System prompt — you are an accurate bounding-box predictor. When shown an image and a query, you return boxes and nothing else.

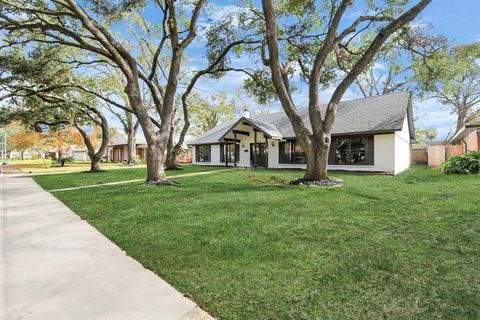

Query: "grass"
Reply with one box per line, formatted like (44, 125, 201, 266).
(34, 166, 480, 319)
(8, 158, 53, 165)
(32, 164, 227, 190)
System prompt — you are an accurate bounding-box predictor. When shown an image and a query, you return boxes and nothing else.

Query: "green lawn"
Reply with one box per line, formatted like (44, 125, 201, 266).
(32, 165, 226, 190)
(34, 166, 480, 319)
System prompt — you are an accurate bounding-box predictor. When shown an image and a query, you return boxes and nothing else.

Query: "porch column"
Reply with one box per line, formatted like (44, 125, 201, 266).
(225, 142, 228, 167)
(253, 130, 257, 168)
(265, 136, 268, 169)
(234, 132, 237, 167)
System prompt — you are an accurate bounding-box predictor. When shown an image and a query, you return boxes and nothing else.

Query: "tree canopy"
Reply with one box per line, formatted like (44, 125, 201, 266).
(415, 42, 480, 132)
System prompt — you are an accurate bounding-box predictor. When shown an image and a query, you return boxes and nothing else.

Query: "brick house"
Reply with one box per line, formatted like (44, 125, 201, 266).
(450, 120, 480, 153)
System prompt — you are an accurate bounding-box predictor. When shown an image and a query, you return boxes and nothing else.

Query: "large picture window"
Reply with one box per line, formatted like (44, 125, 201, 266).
(280, 136, 374, 166)
(220, 143, 240, 163)
(333, 136, 374, 165)
(278, 141, 306, 164)
(195, 145, 211, 162)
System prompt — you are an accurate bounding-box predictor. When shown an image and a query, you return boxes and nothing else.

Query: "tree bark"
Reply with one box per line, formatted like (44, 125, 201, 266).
(165, 127, 178, 169)
(75, 107, 109, 173)
(89, 155, 102, 172)
(456, 109, 467, 133)
(145, 137, 170, 184)
(304, 142, 329, 181)
(126, 128, 136, 165)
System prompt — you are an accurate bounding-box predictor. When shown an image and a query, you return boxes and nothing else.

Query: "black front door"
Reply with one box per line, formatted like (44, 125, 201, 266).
(250, 143, 267, 167)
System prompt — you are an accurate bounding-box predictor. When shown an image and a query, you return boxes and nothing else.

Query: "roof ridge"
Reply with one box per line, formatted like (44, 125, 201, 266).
(253, 91, 410, 120)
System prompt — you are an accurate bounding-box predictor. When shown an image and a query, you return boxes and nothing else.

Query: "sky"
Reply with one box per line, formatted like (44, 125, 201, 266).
(108, 0, 480, 141)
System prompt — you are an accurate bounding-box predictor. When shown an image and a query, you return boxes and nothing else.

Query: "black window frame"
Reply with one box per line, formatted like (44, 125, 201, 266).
(195, 145, 211, 163)
(220, 143, 240, 163)
(278, 140, 306, 164)
(279, 136, 374, 166)
(330, 135, 374, 166)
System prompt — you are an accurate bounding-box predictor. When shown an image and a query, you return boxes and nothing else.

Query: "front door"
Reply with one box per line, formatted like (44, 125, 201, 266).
(250, 143, 267, 167)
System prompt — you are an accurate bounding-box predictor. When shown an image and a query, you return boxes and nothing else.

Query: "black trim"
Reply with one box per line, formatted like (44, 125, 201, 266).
(278, 140, 306, 164)
(280, 136, 375, 166)
(333, 136, 374, 165)
(220, 143, 240, 163)
(195, 145, 211, 162)
(232, 129, 249, 136)
(218, 117, 274, 141)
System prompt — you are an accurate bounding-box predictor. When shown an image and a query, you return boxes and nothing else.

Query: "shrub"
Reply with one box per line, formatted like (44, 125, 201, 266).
(442, 151, 480, 174)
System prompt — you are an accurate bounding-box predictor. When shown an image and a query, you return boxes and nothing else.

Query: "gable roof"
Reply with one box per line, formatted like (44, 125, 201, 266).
(109, 129, 147, 146)
(190, 92, 413, 146)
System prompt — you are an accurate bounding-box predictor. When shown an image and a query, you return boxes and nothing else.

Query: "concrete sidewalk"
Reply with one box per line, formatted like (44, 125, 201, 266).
(0, 174, 214, 320)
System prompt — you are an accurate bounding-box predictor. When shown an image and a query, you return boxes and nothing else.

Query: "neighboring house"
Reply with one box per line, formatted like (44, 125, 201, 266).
(189, 92, 415, 175)
(65, 145, 90, 161)
(449, 120, 480, 152)
(108, 129, 197, 163)
(108, 129, 147, 162)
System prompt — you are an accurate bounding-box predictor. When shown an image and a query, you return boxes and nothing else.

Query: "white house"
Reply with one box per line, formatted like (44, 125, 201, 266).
(189, 92, 415, 175)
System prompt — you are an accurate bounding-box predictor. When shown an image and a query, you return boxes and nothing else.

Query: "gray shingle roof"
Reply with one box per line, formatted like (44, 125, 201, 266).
(190, 92, 413, 145)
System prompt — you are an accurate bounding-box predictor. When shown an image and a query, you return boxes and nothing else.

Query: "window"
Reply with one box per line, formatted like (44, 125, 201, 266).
(332, 136, 374, 165)
(278, 141, 306, 164)
(196, 145, 211, 162)
(280, 136, 374, 166)
(220, 143, 240, 163)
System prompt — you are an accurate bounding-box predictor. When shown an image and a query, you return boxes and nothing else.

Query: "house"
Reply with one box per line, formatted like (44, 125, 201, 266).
(189, 92, 415, 175)
(65, 145, 89, 161)
(108, 129, 198, 163)
(449, 120, 480, 152)
(108, 130, 147, 162)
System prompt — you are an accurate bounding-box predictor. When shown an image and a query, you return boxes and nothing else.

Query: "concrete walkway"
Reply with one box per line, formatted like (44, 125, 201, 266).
(1, 174, 214, 320)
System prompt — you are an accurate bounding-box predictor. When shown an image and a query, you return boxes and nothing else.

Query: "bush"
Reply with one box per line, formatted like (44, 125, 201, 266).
(442, 151, 480, 174)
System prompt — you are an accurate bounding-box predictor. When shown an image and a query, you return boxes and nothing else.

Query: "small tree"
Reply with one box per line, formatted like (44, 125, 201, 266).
(8, 126, 44, 160)
(415, 127, 438, 146)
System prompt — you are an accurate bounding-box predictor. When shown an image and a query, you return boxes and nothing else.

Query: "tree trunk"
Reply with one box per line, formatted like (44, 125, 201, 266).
(303, 141, 329, 181)
(165, 128, 180, 170)
(127, 130, 136, 165)
(145, 137, 171, 185)
(21, 151, 25, 160)
(456, 110, 467, 133)
(89, 155, 102, 172)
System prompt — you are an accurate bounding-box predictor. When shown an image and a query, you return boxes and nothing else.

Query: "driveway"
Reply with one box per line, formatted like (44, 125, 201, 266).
(0, 174, 213, 320)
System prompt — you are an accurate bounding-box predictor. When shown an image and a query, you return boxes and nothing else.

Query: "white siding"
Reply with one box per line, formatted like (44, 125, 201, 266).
(394, 117, 411, 174)
(192, 145, 222, 166)
(374, 133, 396, 174)
(72, 151, 89, 161)
(192, 117, 411, 175)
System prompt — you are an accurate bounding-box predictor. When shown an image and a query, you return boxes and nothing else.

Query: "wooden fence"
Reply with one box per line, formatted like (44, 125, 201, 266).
(411, 148, 427, 164)
(427, 144, 463, 167)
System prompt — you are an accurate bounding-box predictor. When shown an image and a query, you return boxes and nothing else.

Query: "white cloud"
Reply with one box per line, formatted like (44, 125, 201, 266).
(414, 98, 456, 140)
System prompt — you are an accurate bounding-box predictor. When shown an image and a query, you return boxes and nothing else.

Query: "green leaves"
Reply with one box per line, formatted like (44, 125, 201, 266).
(442, 151, 480, 174)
